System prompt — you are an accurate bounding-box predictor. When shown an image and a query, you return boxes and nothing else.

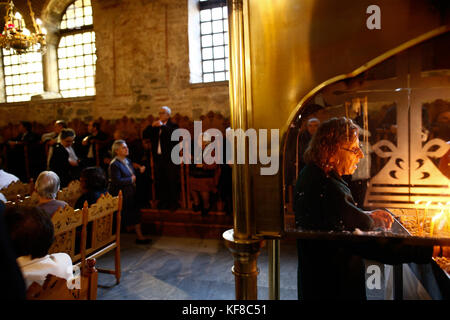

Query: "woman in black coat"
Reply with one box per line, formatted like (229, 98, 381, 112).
(108, 140, 150, 244)
(294, 117, 443, 300)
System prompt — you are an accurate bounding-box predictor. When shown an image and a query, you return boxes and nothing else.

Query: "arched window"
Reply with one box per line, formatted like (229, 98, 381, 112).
(58, 0, 96, 98)
(198, 0, 229, 82)
(2, 49, 44, 102)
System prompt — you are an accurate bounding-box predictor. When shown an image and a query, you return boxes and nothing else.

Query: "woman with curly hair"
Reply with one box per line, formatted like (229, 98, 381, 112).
(294, 117, 438, 300)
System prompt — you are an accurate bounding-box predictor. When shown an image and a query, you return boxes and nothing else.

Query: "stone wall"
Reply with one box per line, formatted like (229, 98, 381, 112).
(0, 0, 230, 127)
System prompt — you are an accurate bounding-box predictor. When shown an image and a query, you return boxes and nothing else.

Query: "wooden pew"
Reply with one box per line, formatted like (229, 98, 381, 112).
(84, 192, 122, 284)
(26, 258, 98, 300)
(48, 202, 88, 269)
(0, 179, 34, 202)
(56, 180, 83, 208)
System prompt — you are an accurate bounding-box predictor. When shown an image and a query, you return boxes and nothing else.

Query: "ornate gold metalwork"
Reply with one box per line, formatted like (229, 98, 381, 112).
(283, 26, 450, 137)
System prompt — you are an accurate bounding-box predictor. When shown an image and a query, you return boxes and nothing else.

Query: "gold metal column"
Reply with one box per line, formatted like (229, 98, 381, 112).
(224, 0, 264, 300)
(224, 230, 264, 300)
(268, 239, 280, 300)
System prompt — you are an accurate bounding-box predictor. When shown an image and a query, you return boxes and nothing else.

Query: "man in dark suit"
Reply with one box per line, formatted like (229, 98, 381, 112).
(7, 121, 41, 181)
(142, 106, 180, 210)
(81, 121, 110, 169)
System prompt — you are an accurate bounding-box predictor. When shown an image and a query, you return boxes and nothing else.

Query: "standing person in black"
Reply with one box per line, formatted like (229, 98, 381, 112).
(7, 121, 40, 181)
(41, 120, 68, 170)
(81, 121, 110, 169)
(108, 140, 150, 244)
(294, 117, 447, 300)
(49, 128, 80, 188)
(142, 106, 180, 211)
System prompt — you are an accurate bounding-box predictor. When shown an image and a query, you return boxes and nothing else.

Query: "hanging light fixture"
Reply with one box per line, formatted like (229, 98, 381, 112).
(0, 0, 46, 54)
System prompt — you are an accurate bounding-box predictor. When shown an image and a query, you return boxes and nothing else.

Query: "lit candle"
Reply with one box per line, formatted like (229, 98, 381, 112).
(14, 12, 22, 30)
(446, 201, 450, 233)
(36, 18, 42, 34)
(430, 203, 444, 237)
(414, 199, 421, 228)
(430, 211, 442, 237)
(423, 201, 432, 236)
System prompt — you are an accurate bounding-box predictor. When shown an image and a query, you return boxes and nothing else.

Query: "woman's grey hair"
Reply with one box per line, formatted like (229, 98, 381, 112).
(111, 139, 126, 157)
(35, 171, 61, 199)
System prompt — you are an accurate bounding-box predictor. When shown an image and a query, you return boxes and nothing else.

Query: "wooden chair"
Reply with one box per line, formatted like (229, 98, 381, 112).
(48, 203, 88, 268)
(56, 180, 83, 208)
(26, 258, 98, 300)
(85, 192, 122, 284)
(0, 179, 34, 202)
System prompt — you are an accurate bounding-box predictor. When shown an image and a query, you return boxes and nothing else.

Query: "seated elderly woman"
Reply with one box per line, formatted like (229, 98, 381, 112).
(74, 167, 107, 209)
(294, 117, 444, 300)
(4, 205, 74, 289)
(35, 171, 68, 218)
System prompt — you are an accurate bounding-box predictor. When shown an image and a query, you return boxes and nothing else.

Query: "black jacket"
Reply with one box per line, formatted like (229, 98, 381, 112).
(49, 143, 76, 188)
(142, 120, 178, 161)
(294, 164, 432, 300)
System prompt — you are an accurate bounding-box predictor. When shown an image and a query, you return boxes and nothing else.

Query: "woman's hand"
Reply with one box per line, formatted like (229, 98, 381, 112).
(368, 209, 394, 230)
(139, 165, 146, 173)
(69, 159, 79, 167)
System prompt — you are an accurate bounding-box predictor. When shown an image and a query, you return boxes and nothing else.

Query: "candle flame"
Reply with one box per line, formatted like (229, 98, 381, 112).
(429, 201, 450, 237)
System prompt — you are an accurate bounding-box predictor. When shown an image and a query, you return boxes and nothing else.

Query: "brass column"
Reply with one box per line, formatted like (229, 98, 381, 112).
(224, 230, 264, 300)
(224, 0, 264, 300)
(268, 239, 280, 300)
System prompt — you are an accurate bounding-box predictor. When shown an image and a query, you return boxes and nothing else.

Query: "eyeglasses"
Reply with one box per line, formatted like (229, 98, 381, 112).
(341, 144, 363, 155)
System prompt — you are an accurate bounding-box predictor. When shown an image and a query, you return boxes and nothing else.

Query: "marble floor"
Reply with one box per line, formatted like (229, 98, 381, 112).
(96, 234, 298, 300)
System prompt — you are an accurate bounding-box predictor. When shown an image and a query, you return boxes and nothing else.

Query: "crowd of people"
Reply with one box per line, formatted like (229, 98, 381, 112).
(0, 105, 233, 298)
(0, 106, 233, 217)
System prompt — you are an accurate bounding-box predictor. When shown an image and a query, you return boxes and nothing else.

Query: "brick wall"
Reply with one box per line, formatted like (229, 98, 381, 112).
(0, 0, 230, 127)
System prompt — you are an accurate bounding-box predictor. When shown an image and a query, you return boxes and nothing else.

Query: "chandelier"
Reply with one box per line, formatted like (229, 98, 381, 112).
(0, 0, 46, 54)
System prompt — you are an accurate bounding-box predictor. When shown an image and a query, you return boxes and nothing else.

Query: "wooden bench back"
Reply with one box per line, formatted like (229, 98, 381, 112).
(49, 203, 88, 265)
(86, 192, 122, 257)
(26, 258, 98, 300)
(0, 180, 33, 202)
(56, 180, 83, 208)
(18, 191, 40, 206)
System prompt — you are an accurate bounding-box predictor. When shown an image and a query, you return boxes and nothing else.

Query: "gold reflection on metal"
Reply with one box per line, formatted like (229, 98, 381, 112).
(365, 91, 450, 209)
(228, 0, 254, 240)
(284, 25, 450, 136)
